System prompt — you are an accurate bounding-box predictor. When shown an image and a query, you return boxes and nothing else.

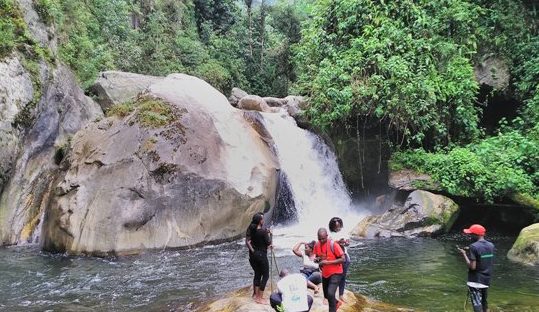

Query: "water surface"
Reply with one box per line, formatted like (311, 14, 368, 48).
(1, 236, 538, 311)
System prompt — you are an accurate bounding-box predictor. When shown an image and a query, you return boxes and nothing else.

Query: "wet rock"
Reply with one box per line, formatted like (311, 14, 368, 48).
(41, 74, 279, 255)
(197, 286, 411, 312)
(508, 223, 539, 266)
(352, 190, 459, 238)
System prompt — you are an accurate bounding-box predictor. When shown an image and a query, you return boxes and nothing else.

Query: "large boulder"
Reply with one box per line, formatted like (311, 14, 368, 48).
(507, 223, 539, 266)
(89, 71, 164, 111)
(352, 190, 460, 238)
(197, 287, 410, 312)
(41, 74, 279, 255)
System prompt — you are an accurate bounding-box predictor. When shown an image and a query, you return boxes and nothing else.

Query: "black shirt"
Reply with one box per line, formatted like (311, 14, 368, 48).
(468, 239, 495, 286)
(251, 228, 272, 252)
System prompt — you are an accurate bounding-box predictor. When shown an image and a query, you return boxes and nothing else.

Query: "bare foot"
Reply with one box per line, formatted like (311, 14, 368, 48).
(254, 297, 269, 305)
(314, 286, 319, 295)
(336, 300, 343, 310)
(323, 298, 328, 305)
(339, 296, 348, 304)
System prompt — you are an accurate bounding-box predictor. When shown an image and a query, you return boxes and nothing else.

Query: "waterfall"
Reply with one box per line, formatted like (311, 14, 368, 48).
(261, 110, 363, 250)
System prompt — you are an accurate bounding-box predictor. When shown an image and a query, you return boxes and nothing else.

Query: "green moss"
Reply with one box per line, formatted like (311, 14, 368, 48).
(136, 98, 175, 128)
(511, 193, 539, 212)
(106, 101, 135, 118)
(106, 96, 177, 129)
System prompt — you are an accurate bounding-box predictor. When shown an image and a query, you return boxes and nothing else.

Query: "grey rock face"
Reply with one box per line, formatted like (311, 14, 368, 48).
(474, 56, 509, 90)
(0, 56, 34, 190)
(0, 65, 103, 245)
(42, 74, 279, 255)
(89, 71, 164, 111)
(352, 190, 459, 238)
(388, 169, 440, 192)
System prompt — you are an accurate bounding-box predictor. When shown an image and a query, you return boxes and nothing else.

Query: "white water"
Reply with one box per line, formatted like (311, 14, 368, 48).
(260, 110, 364, 254)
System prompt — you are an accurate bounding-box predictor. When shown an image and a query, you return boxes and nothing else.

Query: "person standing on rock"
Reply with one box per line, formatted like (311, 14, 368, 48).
(246, 212, 272, 304)
(313, 227, 344, 312)
(457, 224, 495, 312)
(329, 217, 350, 303)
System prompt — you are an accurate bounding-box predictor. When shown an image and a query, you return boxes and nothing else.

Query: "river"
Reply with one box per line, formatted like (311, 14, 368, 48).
(1, 234, 538, 311)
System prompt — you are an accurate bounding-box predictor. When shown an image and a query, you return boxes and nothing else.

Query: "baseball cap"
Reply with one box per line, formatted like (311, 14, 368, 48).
(463, 224, 486, 236)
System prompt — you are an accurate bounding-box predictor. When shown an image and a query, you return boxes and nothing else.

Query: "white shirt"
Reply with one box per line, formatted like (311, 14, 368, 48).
(277, 274, 309, 312)
(302, 254, 319, 270)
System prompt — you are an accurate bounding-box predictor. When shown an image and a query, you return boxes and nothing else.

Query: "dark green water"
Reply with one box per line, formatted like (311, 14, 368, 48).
(0, 236, 538, 311)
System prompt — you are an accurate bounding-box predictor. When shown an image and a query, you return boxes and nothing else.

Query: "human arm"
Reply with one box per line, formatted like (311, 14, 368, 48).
(245, 237, 254, 253)
(457, 246, 476, 270)
(292, 242, 305, 257)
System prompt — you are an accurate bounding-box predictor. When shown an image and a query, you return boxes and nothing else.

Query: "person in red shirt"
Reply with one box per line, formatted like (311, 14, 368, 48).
(313, 228, 345, 312)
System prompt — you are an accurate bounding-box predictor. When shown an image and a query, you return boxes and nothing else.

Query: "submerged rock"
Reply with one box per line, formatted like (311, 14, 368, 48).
(41, 74, 279, 255)
(352, 190, 459, 238)
(508, 223, 539, 266)
(197, 286, 411, 312)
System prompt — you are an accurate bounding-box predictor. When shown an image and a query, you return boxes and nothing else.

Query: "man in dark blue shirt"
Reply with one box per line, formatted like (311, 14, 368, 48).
(457, 224, 495, 312)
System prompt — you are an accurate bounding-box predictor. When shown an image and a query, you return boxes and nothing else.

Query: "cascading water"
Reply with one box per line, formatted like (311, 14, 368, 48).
(260, 110, 363, 251)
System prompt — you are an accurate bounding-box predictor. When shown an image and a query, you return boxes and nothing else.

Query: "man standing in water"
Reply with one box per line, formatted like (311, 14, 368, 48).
(457, 224, 495, 312)
(313, 228, 344, 312)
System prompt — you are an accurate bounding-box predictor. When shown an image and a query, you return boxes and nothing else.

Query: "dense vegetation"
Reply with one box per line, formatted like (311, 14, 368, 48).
(27, 0, 308, 96)
(1, 0, 537, 205)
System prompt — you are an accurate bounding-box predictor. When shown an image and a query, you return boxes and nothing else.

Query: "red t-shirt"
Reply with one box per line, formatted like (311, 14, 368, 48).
(313, 240, 344, 278)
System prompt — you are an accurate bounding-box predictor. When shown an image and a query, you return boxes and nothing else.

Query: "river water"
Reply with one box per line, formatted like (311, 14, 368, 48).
(1, 234, 538, 311)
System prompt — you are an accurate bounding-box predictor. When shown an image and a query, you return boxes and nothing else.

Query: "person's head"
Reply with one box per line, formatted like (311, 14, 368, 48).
(305, 240, 316, 255)
(329, 217, 343, 233)
(279, 269, 289, 278)
(317, 228, 328, 243)
(251, 212, 264, 226)
(249, 212, 264, 237)
(463, 224, 486, 240)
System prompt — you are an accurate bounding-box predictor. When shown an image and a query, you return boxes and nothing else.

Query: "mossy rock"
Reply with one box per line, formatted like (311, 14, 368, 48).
(508, 223, 539, 266)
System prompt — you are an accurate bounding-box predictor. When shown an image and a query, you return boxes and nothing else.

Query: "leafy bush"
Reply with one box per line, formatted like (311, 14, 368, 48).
(391, 125, 539, 203)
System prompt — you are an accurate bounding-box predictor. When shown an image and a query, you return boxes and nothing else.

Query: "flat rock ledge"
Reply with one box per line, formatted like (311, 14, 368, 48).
(196, 286, 413, 312)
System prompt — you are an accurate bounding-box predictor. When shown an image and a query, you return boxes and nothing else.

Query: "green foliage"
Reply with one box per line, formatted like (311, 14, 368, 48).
(294, 0, 539, 147)
(0, 0, 28, 58)
(39, 0, 303, 95)
(295, 0, 488, 145)
(391, 125, 539, 203)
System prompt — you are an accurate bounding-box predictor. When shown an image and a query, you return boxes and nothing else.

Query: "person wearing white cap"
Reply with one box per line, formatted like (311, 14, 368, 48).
(457, 224, 495, 312)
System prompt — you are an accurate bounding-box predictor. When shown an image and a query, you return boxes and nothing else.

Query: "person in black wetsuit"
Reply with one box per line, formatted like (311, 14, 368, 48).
(245, 213, 272, 304)
(457, 224, 495, 312)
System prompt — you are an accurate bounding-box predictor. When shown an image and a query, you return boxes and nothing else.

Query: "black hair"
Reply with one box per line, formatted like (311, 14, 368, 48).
(307, 240, 316, 249)
(248, 213, 264, 239)
(328, 217, 343, 233)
